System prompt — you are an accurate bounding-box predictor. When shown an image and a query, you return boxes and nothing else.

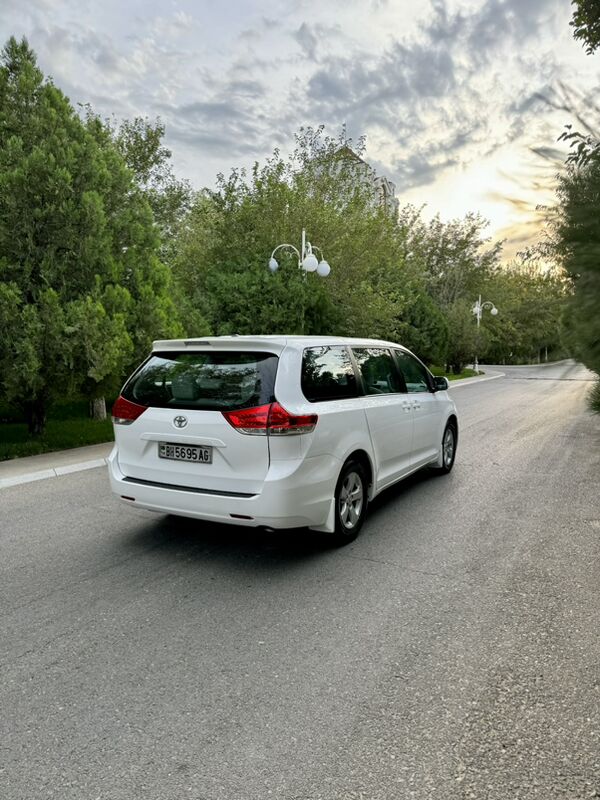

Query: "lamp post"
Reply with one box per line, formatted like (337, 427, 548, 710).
(472, 294, 498, 374)
(268, 229, 331, 333)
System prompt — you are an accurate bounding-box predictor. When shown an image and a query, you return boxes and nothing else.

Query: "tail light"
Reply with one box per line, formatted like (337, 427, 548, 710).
(112, 395, 147, 425)
(267, 402, 318, 435)
(223, 402, 317, 436)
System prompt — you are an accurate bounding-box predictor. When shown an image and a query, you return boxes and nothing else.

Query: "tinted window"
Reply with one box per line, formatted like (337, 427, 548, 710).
(352, 348, 403, 395)
(395, 351, 430, 393)
(122, 351, 278, 410)
(301, 346, 359, 402)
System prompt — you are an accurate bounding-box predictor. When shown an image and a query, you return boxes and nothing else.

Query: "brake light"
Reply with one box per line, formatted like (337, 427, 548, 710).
(223, 402, 317, 435)
(111, 395, 147, 425)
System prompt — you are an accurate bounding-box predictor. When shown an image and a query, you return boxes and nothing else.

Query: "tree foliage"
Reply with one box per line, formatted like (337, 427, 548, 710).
(174, 127, 423, 340)
(482, 260, 568, 365)
(571, 0, 600, 55)
(107, 114, 193, 266)
(398, 207, 506, 371)
(552, 153, 600, 376)
(400, 209, 503, 308)
(0, 37, 182, 430)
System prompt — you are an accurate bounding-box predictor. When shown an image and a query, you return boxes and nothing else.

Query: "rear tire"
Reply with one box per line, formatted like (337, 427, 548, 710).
(330, 460, 369, 546)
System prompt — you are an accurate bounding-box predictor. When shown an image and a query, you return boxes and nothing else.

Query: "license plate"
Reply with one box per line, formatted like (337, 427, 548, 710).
(158, 442, 213, 463)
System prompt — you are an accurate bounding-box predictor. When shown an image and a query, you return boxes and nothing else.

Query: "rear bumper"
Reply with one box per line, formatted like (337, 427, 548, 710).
(107, 447, 339, 530)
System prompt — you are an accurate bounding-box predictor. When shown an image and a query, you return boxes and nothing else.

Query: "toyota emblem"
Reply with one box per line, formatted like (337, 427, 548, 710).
(173, 415, 188, 429)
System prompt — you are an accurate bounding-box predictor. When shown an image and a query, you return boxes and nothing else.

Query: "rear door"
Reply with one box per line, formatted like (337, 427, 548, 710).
(115, 349, 278, 495)
(296, 344, 368, 466)
(351, 346, 413, 490)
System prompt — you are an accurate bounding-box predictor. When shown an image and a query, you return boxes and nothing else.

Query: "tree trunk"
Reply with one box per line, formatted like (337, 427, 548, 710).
(25, 398, 47, 436)
(90, 396, 107, 421)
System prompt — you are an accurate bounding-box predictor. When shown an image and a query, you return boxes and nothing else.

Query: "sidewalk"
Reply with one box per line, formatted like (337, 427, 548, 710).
(0, 369, 506, 490)
(0, 441, 113, 489)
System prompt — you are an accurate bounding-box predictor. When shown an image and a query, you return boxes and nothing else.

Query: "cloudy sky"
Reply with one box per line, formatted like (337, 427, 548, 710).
(1, 0, 599, 259)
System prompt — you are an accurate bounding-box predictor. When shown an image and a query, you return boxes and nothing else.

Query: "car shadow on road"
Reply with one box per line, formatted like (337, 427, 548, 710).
(122, 467, 445, 569)
(367, 467, 442, 520)
(123, 510, 334, 570)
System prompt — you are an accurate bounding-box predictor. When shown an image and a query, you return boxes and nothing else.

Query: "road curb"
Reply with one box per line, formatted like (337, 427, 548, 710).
(448, 372, 505, 388)
(0, 457, 109, 490)
(486, 360, 571, 368)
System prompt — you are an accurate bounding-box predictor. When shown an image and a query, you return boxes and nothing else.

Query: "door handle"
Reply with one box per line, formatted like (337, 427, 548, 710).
(401, 400, 412, 413)
(412, 401, 421, 410)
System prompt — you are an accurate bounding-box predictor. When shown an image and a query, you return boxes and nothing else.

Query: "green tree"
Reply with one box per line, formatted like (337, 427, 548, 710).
(481, 261, 568, 365)
(400, 208, 503, 309)
(174, 127, 425, 347)
(443, 301, 480, 374)
(571, 0, 600, 54)
(550, 0, 600, 411)
(398, 206, 503, 370)
(391, 291, 449, 366)
(68, 282, 134, 418)
(104, 114, 193, 266)
(553, 155, 600, 378)
(0, 37, 182, 429)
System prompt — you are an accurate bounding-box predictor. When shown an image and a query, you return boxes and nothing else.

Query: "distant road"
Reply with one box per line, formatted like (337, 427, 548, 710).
(483, 358, 595, 380)
(1, 362, 599, 800)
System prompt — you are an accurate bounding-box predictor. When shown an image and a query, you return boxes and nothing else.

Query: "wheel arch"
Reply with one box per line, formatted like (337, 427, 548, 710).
(447, 413, 458, 435)
(430, 413, 459, 470)
(342, 448, 374, 499)
(309, 447, 374, 535)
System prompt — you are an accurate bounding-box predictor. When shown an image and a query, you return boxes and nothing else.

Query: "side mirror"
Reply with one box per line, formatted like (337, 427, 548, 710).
(433, 376, 449, 391)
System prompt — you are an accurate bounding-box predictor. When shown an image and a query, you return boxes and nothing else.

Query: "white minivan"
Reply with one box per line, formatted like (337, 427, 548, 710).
(108, 336, 458, 544)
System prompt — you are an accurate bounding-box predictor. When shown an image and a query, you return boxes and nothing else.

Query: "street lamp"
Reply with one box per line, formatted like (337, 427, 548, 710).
(268, 229, 331, 334)
(268, 229, 331, 279)
(472, 294, 498, 374)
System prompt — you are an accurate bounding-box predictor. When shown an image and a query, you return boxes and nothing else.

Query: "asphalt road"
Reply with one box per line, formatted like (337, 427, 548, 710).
(1, 361, 599, 800)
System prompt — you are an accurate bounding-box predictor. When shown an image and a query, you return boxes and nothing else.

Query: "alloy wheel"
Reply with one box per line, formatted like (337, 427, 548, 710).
(443, 427, 455, 468)
(338, 470, 364, 530)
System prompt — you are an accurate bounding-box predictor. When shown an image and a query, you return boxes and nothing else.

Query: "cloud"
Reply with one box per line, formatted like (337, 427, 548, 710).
(0, 0, 594, 257)
(306, 38, 455, 112)
(294, 23, 318, 60)
(528, 145, 565, 164)
(394, 152, 460, 188)
(465, 0, 563, 61)
(289, 0, 572, 193)
(165, 96, 269, 158)
(1, 0, 567, 189)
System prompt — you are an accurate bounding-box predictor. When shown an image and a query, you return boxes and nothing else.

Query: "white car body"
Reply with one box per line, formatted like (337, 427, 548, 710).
(108, 336, 458, 535)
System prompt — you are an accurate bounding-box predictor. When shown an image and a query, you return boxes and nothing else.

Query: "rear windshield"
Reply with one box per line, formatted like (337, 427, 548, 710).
(122, 351, 278, 411)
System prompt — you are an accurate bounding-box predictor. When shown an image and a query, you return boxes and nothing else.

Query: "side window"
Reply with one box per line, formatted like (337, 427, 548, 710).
(395, 351, 431, 394)
(352, 348, 403, 395)
(301, 346, 359, 402)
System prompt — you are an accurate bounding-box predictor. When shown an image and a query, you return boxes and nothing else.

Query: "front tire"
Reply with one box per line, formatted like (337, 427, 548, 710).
(435, 422, 457, 474)
(331, 460, 369, 545)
